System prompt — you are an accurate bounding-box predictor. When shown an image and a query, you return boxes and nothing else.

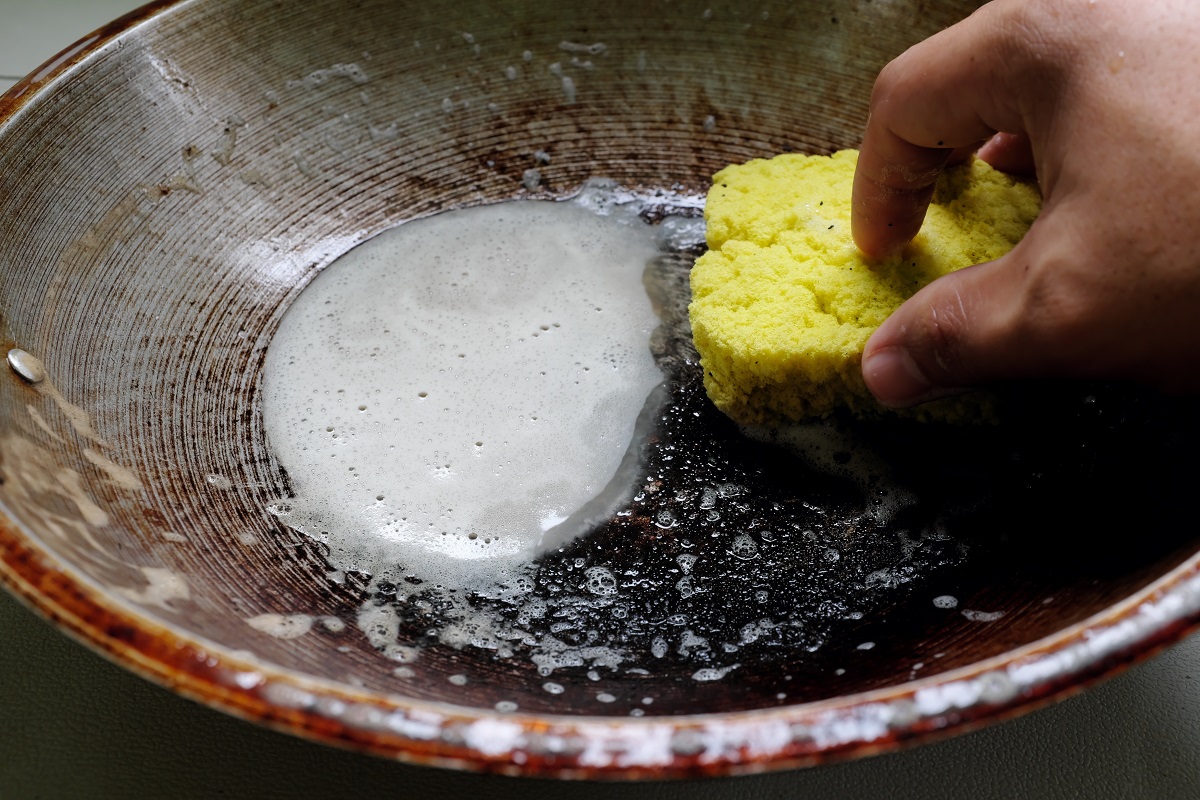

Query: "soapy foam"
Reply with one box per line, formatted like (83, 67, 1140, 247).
(258, 182, 998, 708)
(262, 195, 665, 589)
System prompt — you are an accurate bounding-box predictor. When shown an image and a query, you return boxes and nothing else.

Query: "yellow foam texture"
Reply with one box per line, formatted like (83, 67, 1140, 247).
(689, 149, 1041, 424)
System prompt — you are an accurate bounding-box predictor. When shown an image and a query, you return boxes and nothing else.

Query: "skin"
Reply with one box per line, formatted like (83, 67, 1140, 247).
(851, 0, 1200, 407)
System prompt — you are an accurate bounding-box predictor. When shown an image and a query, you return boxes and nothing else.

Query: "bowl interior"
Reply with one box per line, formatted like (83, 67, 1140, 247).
(1, 0, 1198, 760)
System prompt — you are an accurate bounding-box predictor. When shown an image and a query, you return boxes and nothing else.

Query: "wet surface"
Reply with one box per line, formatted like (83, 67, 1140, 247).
(4, 0, 1198, 772)
(344, 205, 1200, 716)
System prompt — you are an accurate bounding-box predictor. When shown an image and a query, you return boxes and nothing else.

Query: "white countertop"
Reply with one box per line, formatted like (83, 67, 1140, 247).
(2, 2, 1199, 797)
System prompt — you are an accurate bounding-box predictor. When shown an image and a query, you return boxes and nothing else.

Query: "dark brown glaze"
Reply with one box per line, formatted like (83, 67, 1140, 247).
(1, 0, 1199, 779)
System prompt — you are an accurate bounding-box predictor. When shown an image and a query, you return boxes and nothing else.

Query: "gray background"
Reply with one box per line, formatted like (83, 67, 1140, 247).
(2, 2, 1198, 797)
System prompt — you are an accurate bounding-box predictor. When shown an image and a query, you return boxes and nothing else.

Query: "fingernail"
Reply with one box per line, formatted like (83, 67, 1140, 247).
(863, 347, 963, 408)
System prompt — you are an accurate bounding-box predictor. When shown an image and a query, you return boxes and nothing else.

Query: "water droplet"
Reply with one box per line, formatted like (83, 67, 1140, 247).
(584, 566, 617, 596)
(205, 473, 234, 490)
(692, 664, 739, 682)
(267, 502, 292, 516)
(730, 534, 758, 560)
(7, 349, 45, 384)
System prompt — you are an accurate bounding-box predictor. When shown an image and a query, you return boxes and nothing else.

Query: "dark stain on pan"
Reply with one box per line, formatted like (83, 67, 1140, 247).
(4, 0, 1200, 776)
(344, 212, 1200, 716)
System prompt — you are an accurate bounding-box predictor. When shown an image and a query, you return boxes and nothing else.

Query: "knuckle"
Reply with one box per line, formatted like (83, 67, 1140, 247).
(869, 57, 910, 112)
(989, 0, 1094, 73)
(911, 289, 974, 383)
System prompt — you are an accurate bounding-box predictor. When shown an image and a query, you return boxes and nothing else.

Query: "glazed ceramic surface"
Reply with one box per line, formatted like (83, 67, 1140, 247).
(2, 0, 1200, 778)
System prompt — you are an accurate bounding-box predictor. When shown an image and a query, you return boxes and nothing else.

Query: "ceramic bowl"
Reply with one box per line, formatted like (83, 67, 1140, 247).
(2, 0, 1199, 779)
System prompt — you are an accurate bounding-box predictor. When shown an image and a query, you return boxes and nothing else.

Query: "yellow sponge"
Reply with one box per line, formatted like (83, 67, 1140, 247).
(688, 149, 1041, 423)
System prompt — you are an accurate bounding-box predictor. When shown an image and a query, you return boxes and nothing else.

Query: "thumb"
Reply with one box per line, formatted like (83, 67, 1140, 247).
(861, 235, 1054, 408)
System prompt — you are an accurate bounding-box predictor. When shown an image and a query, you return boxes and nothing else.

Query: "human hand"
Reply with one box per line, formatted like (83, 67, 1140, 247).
(851, 0, 1200, 407)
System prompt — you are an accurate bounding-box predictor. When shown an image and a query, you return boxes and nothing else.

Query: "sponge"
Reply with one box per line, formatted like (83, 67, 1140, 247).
(688, 149, 1041, 424)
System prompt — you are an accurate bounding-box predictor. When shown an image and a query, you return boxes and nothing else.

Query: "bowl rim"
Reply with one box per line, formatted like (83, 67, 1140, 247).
(2, 0, 1199, 778)
(5, 502, 1200, 779)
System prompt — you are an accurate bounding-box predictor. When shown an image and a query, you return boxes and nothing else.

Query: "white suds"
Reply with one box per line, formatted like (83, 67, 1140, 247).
(262, 196, 664, 591)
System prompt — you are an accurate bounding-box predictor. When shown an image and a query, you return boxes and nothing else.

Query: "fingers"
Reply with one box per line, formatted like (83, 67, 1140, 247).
(861, 232, 1050, 407)
(851, 126, 952, 260)
(976, 132, 1036, 176)
(852, 3, 1032, 259)
(853, 0, 1200, 405)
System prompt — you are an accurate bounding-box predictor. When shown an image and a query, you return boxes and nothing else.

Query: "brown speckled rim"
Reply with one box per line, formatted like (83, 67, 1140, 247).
(0, 0, 178, 114)
(2, 2, 1200, 779)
